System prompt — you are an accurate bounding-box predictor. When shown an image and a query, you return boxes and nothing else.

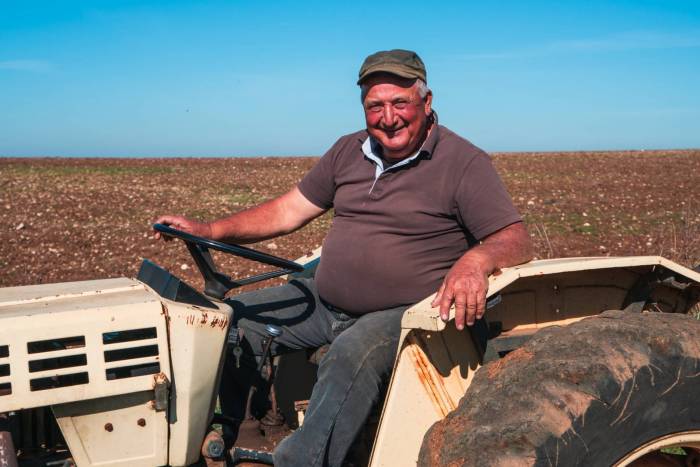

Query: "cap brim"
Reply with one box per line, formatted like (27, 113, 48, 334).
(357, 64, 422, 85)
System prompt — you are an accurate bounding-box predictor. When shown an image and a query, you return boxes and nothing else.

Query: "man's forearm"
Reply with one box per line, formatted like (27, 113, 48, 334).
(461, 222, 534, 274)
(209, 187, 326, 244)
(209, 199, 290, 244)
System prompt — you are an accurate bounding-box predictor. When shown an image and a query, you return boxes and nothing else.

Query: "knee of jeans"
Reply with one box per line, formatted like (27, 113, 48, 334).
(273, 434, 298, 466)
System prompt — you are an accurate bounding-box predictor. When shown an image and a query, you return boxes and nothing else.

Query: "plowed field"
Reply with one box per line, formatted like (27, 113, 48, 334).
(1, 150, 699, 290)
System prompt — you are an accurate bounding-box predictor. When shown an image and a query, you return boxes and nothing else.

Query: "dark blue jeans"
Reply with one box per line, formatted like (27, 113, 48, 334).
(220, 278, 407, 467)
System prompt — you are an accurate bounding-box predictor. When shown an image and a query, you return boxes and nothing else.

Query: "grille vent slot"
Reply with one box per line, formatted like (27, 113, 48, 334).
(107, 362, 161, 380)
(0, 383, 10, 396)
(103, 327, 157, 344)
(103, 327, 160, 380)
(30, 373, 89, 392)
(29, 354, 87, 372)
(28, 336, 85, 354)
(104, 345, 158, 363)
(0, 345, 8, 358)
(0, 364, 9, 377)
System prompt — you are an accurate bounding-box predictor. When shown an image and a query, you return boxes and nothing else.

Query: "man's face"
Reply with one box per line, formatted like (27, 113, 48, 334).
(362, 73, 433, 161)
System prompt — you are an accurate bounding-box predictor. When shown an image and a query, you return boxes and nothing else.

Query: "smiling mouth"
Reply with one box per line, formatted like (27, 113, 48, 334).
(382, 126, 405, 137)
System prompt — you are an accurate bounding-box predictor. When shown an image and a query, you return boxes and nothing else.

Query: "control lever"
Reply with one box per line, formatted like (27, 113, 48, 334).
(243, 324, 283, 421)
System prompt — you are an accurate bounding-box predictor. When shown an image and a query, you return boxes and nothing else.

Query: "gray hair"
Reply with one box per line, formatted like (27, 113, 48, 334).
(360, 78, 431, 102)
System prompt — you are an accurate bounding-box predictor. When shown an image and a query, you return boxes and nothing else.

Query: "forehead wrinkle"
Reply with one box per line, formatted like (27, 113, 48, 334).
(364, 85, 416, 104)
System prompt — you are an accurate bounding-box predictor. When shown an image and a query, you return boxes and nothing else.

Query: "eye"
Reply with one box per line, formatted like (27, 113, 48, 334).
(368, 105, 382, 113)
(393, 99, 409, 109)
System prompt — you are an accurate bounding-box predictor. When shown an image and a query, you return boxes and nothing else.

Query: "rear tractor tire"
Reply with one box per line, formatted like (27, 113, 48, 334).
(419, 310, 700, 466)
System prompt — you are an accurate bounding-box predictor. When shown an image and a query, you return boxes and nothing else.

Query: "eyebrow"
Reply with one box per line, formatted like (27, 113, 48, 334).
(365, 95, 412, 106)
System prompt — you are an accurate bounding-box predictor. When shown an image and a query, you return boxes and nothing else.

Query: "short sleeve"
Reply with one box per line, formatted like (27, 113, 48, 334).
(455, 152, 522, 240)
(297, 142, 339, 210)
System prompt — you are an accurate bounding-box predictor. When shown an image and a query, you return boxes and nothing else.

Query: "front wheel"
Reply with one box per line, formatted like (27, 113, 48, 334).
(419, 310, 700, 466)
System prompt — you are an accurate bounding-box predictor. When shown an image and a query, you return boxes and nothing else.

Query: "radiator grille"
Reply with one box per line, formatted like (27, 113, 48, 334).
(103, 327, 160, 381)
(0, 344, 9, 396)
(26, 336, 89, 392)
(0, 281, 173, 413)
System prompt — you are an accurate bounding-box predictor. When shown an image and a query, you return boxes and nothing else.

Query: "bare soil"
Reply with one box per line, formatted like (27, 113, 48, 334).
(1, 150, 699, 290)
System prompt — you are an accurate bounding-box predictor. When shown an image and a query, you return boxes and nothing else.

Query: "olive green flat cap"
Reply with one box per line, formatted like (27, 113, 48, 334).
(357, 49, 427, 85)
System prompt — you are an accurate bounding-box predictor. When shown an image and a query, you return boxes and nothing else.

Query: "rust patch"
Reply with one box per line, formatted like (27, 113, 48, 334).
(186, 314, 195, 325)
(210, 315, 229, 331)
(406, 334, 456, 417)
(200, 312, 208, 325)
(487, 347, 534, 380)
(152, 372, 168, 388)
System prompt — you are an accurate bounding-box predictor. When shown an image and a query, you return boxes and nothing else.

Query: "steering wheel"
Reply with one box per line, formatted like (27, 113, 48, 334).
(153, 223, 304, 300)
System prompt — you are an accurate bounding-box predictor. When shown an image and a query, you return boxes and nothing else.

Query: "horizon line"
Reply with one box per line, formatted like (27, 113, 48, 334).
(1, 147, 699, 159)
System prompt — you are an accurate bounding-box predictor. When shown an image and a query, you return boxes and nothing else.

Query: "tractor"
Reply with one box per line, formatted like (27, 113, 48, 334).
(1, 223, 699, 466)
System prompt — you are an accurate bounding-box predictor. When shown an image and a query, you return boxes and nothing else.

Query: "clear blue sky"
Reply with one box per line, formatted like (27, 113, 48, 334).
(1, 0, 699, 156)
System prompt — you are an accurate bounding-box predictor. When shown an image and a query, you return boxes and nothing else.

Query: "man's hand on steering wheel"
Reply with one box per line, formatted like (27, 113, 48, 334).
(154, 215, 212, 241)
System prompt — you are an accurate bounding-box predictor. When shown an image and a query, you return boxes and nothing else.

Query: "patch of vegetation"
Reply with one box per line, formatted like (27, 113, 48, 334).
(660, 446, 685, 455)
(4, 165, 176, 177)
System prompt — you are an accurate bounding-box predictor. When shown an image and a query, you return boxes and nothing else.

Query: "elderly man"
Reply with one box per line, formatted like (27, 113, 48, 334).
(156, 49, 533, 466)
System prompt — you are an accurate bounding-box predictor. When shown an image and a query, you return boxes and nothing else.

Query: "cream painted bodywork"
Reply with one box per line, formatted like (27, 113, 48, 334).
(369, 256, 700, 467)
(0, 255, 698, 466)
(0, 277, 233, 467)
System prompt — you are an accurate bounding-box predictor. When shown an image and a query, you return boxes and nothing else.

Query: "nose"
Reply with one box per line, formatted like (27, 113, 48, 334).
(382, 104, 397, 127)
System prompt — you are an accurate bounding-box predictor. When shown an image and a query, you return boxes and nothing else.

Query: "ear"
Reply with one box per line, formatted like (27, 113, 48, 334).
(423, 91, 433, 117)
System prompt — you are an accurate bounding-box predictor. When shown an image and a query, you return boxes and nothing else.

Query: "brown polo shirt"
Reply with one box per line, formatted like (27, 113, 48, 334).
(298, 124, 521, 314)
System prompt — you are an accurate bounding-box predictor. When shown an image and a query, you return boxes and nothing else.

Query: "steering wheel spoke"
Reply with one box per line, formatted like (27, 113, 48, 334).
(154, 223, 304, 300)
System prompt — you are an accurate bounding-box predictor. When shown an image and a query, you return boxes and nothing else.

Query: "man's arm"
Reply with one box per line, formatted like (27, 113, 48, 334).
(154, 186, 327, 244)
(431, 221, 533, 330)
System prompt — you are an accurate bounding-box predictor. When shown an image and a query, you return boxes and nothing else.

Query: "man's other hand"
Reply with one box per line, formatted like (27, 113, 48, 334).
(431, 254, 490, 330)
(153, 215, 212, 241)
(430, 222, 534, 330)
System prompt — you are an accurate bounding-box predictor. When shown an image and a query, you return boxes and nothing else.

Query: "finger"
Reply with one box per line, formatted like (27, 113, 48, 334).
(153, 215, 183, 241)
(439, 287, 455, 322)
(154, 215, 176, 226)
(466, 290, 478, 326)
(475, 290, 487, 321)
(153, 216, 172, 240)
(453, 290, 468, 330)
(431, 282, 446, 309)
